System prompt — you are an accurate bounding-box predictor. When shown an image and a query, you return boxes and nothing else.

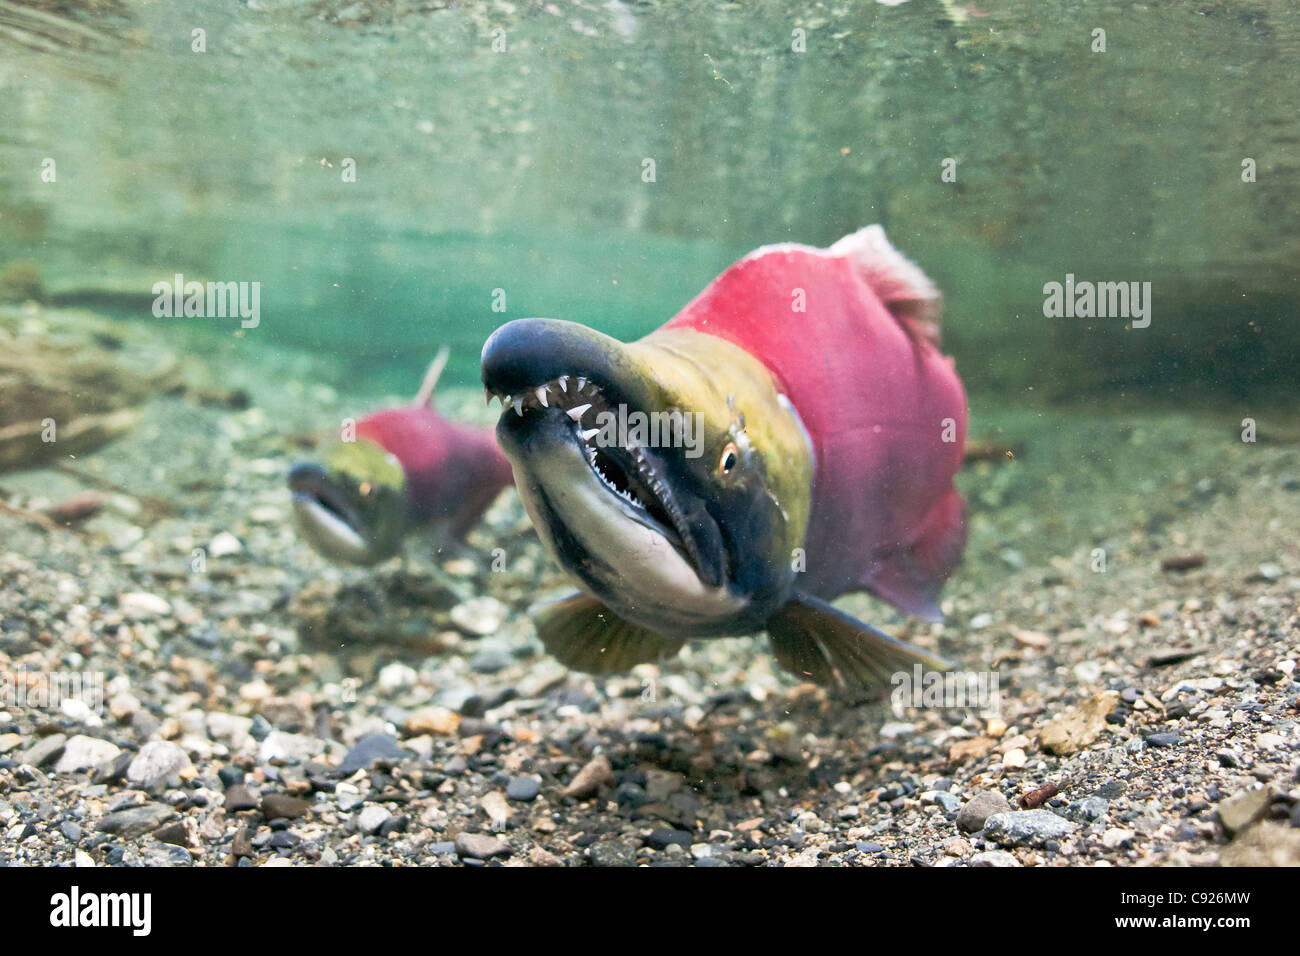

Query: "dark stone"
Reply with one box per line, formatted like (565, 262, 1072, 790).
(457, 718, 497, 738)
(60, 820, 82, 843)
(616, 782, 647, 810)
(337, 733, 406, 775)
(1174, 824, 1200, 841)
(1094, 780, 1127, 799)
(261, 793, 311, 820)
(217, 766, 245, 787)
(153, 821, 192, 848)
(589, 840, 638, 867)
(983, 810, 1078, 847)
(232, 827, 254, 857)
(97, 804, 178, 838)
(644, 828, 692, 851)
(470, 648, 512, 674)
(92, 752, 133, 785)
(1145, 732, 1181, 747)
(444, 755, 468, 776)
(506, 776, 541, 801)
(249, 715, 272, 741)
(223, 785, 259, 812)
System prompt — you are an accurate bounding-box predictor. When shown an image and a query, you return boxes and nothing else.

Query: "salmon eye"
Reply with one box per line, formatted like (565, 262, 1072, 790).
(719, 443, 738, 475)
(359, 481, 372, 497)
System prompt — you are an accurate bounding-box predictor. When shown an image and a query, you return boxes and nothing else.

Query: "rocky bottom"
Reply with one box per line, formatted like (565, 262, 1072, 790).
(0, 310, 1297, 866)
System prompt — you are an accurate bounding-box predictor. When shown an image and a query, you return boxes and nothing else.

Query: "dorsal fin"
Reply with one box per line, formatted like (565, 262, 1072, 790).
(829, 225, 942, 346)
(411, 345, 450, 408)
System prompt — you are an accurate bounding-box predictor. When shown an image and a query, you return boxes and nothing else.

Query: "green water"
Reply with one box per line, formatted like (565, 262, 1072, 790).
(1, 0, 1297, 399)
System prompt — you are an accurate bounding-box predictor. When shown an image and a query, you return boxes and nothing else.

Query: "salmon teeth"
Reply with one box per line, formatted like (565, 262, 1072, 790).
(535, 386, 549, 407)
(566, 403, 592, 422)
(512, 396, 524, 416)
(577, 377, 587, 392)
(580, 428, 600, 442)
(557, 375, 569, 393)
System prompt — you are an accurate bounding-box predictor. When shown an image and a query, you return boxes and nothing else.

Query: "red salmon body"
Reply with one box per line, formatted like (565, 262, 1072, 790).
(357, 404, 513, 537)
(664, 227, 967, 618)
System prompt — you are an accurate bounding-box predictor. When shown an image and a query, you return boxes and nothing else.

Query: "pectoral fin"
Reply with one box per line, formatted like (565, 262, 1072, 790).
(532, 592, 685, 673)
(766, 591, 950, 690)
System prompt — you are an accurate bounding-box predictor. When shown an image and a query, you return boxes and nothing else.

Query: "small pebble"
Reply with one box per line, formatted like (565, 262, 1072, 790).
(454, 832, 510, 859)
(356, 806, 392, 836)
(506, 775, 542, 801)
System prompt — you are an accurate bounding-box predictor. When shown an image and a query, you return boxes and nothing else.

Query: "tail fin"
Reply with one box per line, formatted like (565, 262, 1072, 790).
(829, 225, 942, 345)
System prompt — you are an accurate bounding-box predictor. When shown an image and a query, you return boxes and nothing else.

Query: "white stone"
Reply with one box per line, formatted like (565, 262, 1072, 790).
(356, 806, 391, 835)
(1102, 827, 1136, 849)
(378, 663, 418, 693)
(258, 730, 323, 764)
(209, 531, 243, 557)
(127, 740, 192, 786)
(59, 698, 102, 726)
(53, 735, 121, 773)
(119, 592, 172, 619)
(1001, 747, 1028, 768)
(449, 597, 507, 636)
(206, 712, 253, 748)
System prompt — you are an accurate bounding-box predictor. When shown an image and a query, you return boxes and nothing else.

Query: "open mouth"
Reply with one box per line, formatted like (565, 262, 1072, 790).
(288, 463, 366, 541)
(486, 375, 712, 578)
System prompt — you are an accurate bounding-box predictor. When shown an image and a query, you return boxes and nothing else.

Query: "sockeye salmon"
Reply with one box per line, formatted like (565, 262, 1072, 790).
(290, 349, 513, 565)
(481, 227, 967, 689)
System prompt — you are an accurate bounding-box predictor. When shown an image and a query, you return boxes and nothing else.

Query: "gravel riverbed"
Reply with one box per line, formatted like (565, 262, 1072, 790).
(1, 309, 1297, 867)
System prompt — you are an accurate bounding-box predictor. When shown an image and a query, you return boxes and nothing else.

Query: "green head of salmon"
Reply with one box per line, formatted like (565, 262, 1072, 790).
(483, 319, 813, 637)
(289, 437, 408, 566)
